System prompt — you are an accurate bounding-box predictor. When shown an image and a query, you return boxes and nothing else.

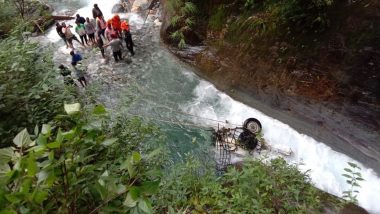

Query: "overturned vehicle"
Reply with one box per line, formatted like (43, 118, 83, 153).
(212, 118, 292, 171)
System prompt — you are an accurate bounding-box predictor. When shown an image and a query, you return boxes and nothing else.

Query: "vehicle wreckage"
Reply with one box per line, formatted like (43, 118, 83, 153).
(212, 118, 293, 171)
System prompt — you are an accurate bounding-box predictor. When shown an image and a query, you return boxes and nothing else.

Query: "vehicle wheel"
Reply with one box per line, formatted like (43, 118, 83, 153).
(243, 118, 262, 134)
(238, 130, 258, 150)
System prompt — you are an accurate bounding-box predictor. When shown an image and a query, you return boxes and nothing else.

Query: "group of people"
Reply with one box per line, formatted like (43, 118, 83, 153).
(57, 4, 136, 87)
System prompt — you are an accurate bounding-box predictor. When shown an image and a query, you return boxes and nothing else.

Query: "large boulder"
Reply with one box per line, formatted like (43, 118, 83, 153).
(112, 3, 128, 13)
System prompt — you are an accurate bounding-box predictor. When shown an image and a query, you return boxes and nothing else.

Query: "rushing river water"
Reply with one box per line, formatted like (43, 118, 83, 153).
(43, 0, 380, 212)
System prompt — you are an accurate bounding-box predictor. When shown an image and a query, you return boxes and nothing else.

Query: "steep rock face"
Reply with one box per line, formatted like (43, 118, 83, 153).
(160, 0, 380, 174)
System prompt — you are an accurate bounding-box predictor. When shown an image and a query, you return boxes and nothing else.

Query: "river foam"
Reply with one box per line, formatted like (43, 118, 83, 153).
(182, 80, 380, 213)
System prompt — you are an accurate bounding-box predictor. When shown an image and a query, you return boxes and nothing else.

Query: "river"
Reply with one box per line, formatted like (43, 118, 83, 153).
(42, 0, 380, 212)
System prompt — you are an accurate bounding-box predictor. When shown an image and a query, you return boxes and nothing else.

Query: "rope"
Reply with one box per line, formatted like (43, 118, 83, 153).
(125, 110, 217, 131)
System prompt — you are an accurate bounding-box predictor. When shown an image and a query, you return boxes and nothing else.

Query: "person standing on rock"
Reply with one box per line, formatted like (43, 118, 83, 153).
(121, 20, 134, 56)
(111, 14, 121, 35)
(85, 17, 96, 45)
(105, 23, 117, 42)
(71, 62, 87, 87)
(76, 14, 86, 24)
(92, 4, 103, 19)
(96, 35, 105, 58)
(96, 16, 107, 41)
(104, 34, 123, 62)
(56, 22, 68, 48)
(62, 22, 83, 49)
(75, 21, 88, 46)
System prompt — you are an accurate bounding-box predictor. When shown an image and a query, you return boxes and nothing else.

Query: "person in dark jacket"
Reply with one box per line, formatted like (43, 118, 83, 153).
(76, 14, 86, 24)
(92, 4, 103, 19)
(121, 21, 134, 56)
(122, 29, 134, 56)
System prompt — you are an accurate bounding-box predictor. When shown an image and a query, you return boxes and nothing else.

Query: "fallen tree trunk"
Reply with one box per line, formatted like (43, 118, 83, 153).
(51, 15, 75, 21)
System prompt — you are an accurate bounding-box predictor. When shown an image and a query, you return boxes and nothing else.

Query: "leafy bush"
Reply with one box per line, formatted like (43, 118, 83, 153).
(0, 1, 19, 36)
(0, 35, 71, 147)
(0, 104, 164, 213)
(167, 0, 197, 49)
(209, 6, 227, 31)
(342, 162, 364, 204)
(243, 0, 335, 33)
(155, 156, 322, 213)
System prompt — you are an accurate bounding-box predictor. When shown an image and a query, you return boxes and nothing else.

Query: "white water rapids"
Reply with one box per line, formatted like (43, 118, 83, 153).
(44, 0, 380, 212)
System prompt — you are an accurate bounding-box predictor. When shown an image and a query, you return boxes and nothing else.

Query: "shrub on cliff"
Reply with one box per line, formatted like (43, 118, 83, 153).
(166, 0, 198, 48)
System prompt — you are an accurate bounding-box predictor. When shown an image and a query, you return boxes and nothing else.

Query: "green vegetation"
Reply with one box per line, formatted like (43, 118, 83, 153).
(0, 1, 20, 36)
(242, 0, 334, 33)
(155, 157, 322, 213)
(0, 34, 72, 147)
(342, 162, 364, 204)
(208, 6, 226, 31)
(0, 104, 164, 213)
(166, 0, 197, 49)
(0, 0, 54, 37)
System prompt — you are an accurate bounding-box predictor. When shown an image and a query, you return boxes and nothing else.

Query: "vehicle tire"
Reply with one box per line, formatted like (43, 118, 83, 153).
(238, 130, 258, 150)
(243, 118, 262, 134)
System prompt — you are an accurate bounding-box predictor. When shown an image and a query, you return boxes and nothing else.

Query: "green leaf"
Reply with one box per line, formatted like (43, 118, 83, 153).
(13, 129, 32, 148)
(126, 159, 135, 178)
(27, 153, 37, 176)
(138, 199, 152, 214)
(0, 209, 17, 214)
(33, 190, 48, 204)
(123, 192, 137, 207)
(129, 186, 141, 200)
(116, 184, 126, 194)
(0, 164, 11, 176)
(93, 105, 106, 115)
(37, 170, 48, 184)
(348, 162, 357, 168)
(132, 152, 142, 163)
(56, 129, 64, 144)
(168, 206, 175, 214)
(342, 174, 352, 178)
(5, 194, 21, 203)
(141, 181, 160, 195)
(62, 129, 76, 141)
(344, 168, 352, 173)
(46, 142, 61, 149)
(101, 138, 118, 146)
(64, 103, 81, 115)
(95, 182, 108, 200)
(36, 135, 47, 145)
(0, 148, 14, 163)
(41, 124, 51, 135)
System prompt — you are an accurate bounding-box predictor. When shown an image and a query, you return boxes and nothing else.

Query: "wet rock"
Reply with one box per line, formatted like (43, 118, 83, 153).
(154, 19, 162, 26)
(131, 0, 149, 12)
(112, 3, 128, 13)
